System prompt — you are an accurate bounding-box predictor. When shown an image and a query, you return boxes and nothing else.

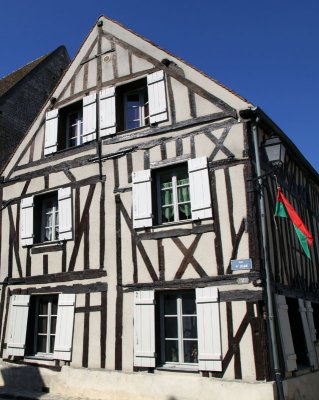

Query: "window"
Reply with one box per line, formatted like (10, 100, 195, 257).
(21, 188, 72, 246)
(7, 294, 75, 360)
(57, 101, 83, 150)
(133, 287, 222, 371)
(155, 165, 191, 224)
(116, 78, 149, 132)
(26, 295, 58, 356)
(132, 157, 212, 228)
(159, 291, 198, 365)
(34, 193, 59, 243)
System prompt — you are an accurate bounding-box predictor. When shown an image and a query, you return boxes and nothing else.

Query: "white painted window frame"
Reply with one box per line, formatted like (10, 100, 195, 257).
(159, 291, 198, 368)
(156, 165, 191, 224)
(66, 109, 83, 148)
(124, 88, 149, 131)
(33, 295, 58, 358)
(41, 195, 59, 242)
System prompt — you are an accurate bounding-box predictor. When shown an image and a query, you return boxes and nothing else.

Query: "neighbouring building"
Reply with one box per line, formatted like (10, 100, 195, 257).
(0, 46, 70, 171)
(0, 16, 318, 400)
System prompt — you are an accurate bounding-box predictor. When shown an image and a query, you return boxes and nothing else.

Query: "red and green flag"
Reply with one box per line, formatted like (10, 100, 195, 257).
(275, 188, 313, 259)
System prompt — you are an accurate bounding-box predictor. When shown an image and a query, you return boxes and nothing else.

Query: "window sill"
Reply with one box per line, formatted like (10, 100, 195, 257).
(136, 220, 214, 240)
(156, 364, 199, 373)
(24, 354, 55, 362)
(30, 241, 65, 254)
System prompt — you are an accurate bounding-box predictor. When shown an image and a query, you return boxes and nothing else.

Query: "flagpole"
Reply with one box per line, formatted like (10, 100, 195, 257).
(252, 119, 285, 400)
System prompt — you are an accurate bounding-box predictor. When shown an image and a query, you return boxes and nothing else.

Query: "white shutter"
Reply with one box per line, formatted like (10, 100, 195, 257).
(132, 169, 152, 228)
(99, 86, 116, 137)
(82, 93, 96, 143)
(298, 299, 318, 368)
(147, 71, 168, 124)
(275, 295, 297, 371)
(134, 290, 156, 368)
(7, 295, 30, 356)
(54, 294, 76, 361)
(44, 109, 58, 155)
(188, 157, 212, 220)
(196, 287, 222, 371)
(58, 187, 72, 240)
(21, 196, 34, 246)
(305, 301, 317, 342)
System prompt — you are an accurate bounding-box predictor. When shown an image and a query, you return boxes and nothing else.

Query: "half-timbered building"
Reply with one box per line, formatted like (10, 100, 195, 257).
(0, 16, 318, 400)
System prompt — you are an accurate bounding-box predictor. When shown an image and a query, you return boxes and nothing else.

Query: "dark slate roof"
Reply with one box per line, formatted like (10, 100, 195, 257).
(0, 54, 48, 98)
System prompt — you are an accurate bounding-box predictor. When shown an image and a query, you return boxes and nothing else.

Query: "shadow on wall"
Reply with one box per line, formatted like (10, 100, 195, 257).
(1, 364, 45, 391)
(167, 397, 178, 400)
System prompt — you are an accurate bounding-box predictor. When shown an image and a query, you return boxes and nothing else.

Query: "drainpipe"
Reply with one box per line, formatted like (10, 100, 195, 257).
(251, 117, 285, 400)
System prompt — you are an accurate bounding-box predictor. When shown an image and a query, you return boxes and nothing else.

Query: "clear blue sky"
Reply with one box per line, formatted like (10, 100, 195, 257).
(1, 1, 318, 172)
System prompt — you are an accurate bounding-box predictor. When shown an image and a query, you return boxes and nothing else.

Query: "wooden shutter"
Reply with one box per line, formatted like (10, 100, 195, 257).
(305, 301, 317, 342)
(54, 294, 76, 361)
(298, 298, 318, 368)
(147, 71, 168, 124)
(132, 169, 152, 228)
(99, 86, 116, 137)
(188, 157, 212, 220)
(58, 187, 72, 240)
(21, 196, 34, 246)
(82, 93, 96, 143)
(7, 295, 30, 357)
(196, 287, 222, 371)
(44, 109, 58, 155)
(134, 290, 156, 368)
(275, 295, 297, 371)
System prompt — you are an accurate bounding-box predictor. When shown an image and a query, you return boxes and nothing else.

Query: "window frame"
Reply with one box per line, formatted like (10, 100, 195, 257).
(159, 291, 198, 368)
(155, 164, 191, 225)
(40, 194, 59, 243)
(124, 88, 149, 131)
(65, 108, 83, 148)
(32, 295, 58, 358)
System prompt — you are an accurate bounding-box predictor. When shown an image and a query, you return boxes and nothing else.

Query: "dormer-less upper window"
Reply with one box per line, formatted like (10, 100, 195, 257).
(124, 88, 149, 130)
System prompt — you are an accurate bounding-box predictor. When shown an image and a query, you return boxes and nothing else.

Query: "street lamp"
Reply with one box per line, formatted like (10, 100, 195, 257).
(264, 136, 286, 167)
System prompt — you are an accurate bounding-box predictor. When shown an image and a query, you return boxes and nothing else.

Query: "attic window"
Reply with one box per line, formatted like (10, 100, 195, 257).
(57, 100, 83, 150)
(116, 78, 149, 133)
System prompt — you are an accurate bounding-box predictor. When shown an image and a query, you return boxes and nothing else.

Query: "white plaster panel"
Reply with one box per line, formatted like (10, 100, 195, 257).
(48, 171, 69, 188)
(117, 156, 128, 187)
(3, 181, 27, 202)
(215, 168, 232, 267)
(73, 66, 85, 94)
(223, 123, 244, 159)
(116, 44, 130, 77)
(32, 124, 45, 162)
(72, 312, 84, 367)
(88, 311, 101, 368)
(135, 239, 158, 283)
(26, 176, 44, 194)
(105, 287, 116, 370)
(171, 78, 190, 122)
(240, 323, 256, 380)
(87, 58, 97, 89)
(162, 236, 186, 281)
(165, 140, 176, 160)
(131, 54, 153, 73)
(193, 133, 214, 160)
(89, 190, 101, 269)
(194, 93, 222, 117)
(149, 146, 162, 165)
